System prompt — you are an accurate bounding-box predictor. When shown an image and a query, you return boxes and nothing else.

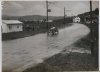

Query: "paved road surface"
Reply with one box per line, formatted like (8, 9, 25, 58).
(2, 23, 90, 72)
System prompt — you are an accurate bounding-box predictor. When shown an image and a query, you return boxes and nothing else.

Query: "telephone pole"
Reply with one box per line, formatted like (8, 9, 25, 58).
(90, 0, 94, 55)
(64, 7, 65, 27)
(63, 8, 71, 27)
(46, 0, 48, 31)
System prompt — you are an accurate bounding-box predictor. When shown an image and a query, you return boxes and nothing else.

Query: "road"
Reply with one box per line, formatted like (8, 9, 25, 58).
(2, 23, 90, 72)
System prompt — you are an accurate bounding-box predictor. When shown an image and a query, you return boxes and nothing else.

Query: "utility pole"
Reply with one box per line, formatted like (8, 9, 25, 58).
(64, 7, 65, 27)
(63, 8, 71, 27)
(90, 0, 94, 55)
(46, 0, 48, 31)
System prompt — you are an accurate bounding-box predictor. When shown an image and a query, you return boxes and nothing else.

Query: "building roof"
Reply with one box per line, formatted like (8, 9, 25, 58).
(2, 20, 23, 25)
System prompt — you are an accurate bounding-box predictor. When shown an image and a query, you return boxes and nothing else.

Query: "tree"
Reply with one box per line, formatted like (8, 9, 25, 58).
(94, 8, 99, 15)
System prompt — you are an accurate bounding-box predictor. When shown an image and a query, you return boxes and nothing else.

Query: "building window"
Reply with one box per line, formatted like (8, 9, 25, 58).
(17, 25, 19, 28)
(8, 25, 12, 29)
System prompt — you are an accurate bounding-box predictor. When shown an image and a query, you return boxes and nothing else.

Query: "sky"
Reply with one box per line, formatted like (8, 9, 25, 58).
(2, 1, 99, 16)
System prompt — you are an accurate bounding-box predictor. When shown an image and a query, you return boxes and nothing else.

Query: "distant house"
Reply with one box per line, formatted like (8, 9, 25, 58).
(2, 20, 23, 33)
(73, 16, 80, 23)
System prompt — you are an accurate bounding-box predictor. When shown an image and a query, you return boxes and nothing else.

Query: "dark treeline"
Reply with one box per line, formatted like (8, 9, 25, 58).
(78, 8, 99, 24)
(20, 16, 73, 32)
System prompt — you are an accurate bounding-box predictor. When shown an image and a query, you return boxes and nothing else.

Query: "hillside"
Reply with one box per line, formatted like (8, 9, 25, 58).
(2, 15, 63, 21)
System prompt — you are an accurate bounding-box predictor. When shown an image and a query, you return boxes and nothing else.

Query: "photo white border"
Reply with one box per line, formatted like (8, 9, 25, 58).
(0, 1, 2, 72)
(98, 1, 100, 71)
(0, 0, 99, 72)
(1, 0, 99, 1)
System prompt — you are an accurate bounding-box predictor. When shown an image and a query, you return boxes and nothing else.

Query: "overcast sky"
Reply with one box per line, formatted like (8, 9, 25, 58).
(2, 1, 99, 16)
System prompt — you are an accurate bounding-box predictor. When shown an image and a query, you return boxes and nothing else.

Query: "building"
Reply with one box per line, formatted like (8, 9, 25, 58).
(73, 16, 80, 23)
(2, 20, 23, 33)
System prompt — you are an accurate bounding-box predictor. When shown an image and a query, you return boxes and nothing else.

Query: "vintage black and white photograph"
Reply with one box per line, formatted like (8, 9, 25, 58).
(2, 0, 99, 72)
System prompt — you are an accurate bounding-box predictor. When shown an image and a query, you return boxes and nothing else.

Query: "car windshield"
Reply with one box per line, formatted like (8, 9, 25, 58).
(50, 27, 56, 29)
